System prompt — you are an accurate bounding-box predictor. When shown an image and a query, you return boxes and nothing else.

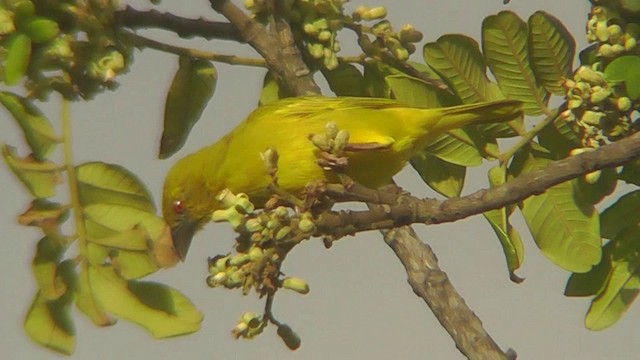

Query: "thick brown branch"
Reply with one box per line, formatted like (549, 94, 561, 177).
(115, 5, 242, 41)
(209, 0, 320, 96)
(316, 131, 640, 237)
(379, 226, 511, 359)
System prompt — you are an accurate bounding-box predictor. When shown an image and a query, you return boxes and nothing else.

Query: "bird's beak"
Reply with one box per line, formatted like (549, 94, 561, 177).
(171, 220, 198, 261)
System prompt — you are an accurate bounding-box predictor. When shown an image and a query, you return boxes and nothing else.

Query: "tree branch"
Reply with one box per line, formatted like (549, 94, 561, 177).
(315, 131, 640, 238)
(114, 5, 242, 41)
(208, 0, 320, 96)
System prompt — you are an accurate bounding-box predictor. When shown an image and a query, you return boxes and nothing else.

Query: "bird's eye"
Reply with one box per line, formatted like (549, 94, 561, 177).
(173, 200, 186, 215)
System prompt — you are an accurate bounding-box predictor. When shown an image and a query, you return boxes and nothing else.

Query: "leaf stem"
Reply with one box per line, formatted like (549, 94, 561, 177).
(61, 98, 88, 259)
(499, 107, 560, 164)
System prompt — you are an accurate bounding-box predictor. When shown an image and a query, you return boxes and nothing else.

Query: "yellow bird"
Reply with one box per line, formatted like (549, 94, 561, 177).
(163, 96, 522, 260)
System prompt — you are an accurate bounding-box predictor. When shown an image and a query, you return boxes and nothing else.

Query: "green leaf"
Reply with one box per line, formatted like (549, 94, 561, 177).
(482, 11, 548, 115)
(574, 168, 617, 205)
(622, 0, 640, 13)
(423, 34, 500, 104)
(75, 267, 114, 326)
(579, 44, 598, 66)
(385, 74, 442, 108)
(537, 116, 582, 157)
(83, 204, 165, 244)
(3, 33, 31, 85)
(89, 265, 203, 338)
(410, 154, 465, 198)
(484, 165, 524, 282)
(422, 129, 483, 167)
(2, 145, 61, 198)
(528, 11, 576, 95)
(32, 236, 67, 301)
(17, 199, 68, 228)
(0, 92, 59, 160)
(565, 242, 613, 297)
(619, 159, 640, 186)
(323, 63, 368, 96)
(259, 71, 291, 105)
(160, 56, 217, 159)
(601, 190, 640, 240)
(585, 225, 640, 330)
(21, 17, 59, 43)
(512, 149, 601, 272)
(604, 55, 640, 100)
(76, 162, 155, 212)
(24, 261, 76, 355)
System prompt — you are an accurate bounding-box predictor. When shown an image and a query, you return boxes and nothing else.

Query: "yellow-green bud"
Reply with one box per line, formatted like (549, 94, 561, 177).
(317, 30, 332, 42)
(624, 34, 637, 51)
(312, 18, 329, 30)
(575, 66, 606, 85)
(212, 208, 244, 228)
(581, 111, 605, 127)
(399, 24, 423, 43)
(303, 22, 317, 36)
(245, 218, 264, 232)
(225, 271, 244, 287)
(325, 121, 339, 139)
(567, 97, 583, 109)
(210, 271, 228, 285)
(394, 47, 410, 61)
(0, 9, 15, 35)
(309, 133, 330, 150)
(598, 43, 615, 57)
(611, 43, 625, 54)
(371, 20, 392, 36)
(282, 277, 310, 294)
(298, 218, 316, 233)
(589, 87, 612, 103)
(584, 170, 602, 184)
(363, 6, 387, 21)
(249, 247, 264, 261)
(276, 226, 292, 240)
(274, 206, 289, 219)
(560, 109, 576, 121)
(229, 253, 250, 266)
(307, 42, 325, 59)
(595, 20, 609, 42)
(617, 97, 632, 112)
(352, 5, 370, 21)
(563, 78, 576, 90)
(608, 24, 623, 42)
(266, 218, 280, 230)
(235, 194, 255, 214)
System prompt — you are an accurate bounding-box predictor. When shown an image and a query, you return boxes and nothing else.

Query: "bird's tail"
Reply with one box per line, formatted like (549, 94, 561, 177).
(429, 99, 524, 133)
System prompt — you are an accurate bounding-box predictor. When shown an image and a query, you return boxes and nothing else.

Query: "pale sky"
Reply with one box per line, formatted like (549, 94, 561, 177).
(2, 1, 639, 359)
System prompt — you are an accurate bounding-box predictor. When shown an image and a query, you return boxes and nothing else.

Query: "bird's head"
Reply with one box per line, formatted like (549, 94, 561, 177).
(162, 156, 218, 261)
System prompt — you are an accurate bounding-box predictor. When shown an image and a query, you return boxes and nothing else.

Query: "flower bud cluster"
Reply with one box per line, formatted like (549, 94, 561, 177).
(309, 122, 350, 156)
(0, 0, 131, 99)
(208, 189, 313, 297)
(561, 65, 635, 147)
(587, 6, 637, 58)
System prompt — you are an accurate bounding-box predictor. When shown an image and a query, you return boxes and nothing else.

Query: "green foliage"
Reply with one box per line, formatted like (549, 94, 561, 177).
(2, 0, 640, 355)
(160, 56, 217, 158)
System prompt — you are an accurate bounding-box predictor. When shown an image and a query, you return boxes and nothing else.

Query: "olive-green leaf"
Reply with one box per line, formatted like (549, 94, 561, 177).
(75, 267, 114, 326)
(21, 17, 59, 43)
(160, 56, 217, 159)
(32, 236, 67, 301)
(604, 55, 640, 100)
(0, 92, 60, 160)
(24, 260, 76, 355)
(482, 11, 548, 115)
(528, 11, 575, 95)
(259, 71, 291, 105)
(89, 265, 203, 338)
(3, 33, 31, 85)
(601, 190, 640, 240)
(512, 149, 601, 272)
(537, 116, 582, 157)
(2, 145, 61, 198)
(574, 168, 617, 205)
(584, 225, 640, 330)
(324, 63, 368, 97)
(484, 165, 524, 282)
(76, 162, 155, 212)
(83, 204, 165, 244)
(620, 159, 640, 186)
(423, 34, 499, 104)
(422, 129, 483, 167)
(385, 74, 442, 108)
(410, 154, 465, 198)
(363, 60, 392, 98)
(565, 241, 613, 297)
